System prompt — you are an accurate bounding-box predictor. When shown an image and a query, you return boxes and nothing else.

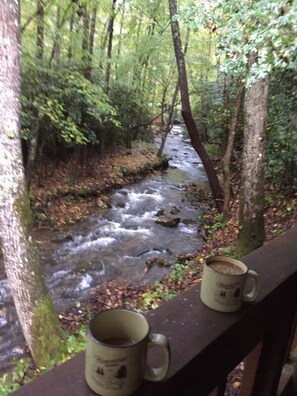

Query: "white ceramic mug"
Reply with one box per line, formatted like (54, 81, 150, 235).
(85, 308, 170, 396)
(200, 256, 260, 313)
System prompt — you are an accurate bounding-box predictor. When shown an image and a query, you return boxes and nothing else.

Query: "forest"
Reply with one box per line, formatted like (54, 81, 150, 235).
(0, 0, 296, 394)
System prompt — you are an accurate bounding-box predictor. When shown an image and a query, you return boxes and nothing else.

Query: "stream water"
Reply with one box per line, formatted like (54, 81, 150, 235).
(0, 125, 209, 371)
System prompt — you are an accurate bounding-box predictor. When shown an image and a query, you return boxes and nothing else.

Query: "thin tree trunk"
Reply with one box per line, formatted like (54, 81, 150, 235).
(140, 20, 156, 100)
(105, 0, 117, 92)
(26, 0, 45, 189)
(157, 79, 179, 158)
(53, 6, 61, 66)
(115, 0, 126, 78)
(49, 2, 74, 67)
(131, 19, 142, 89)
(222, 81, 244, 222)
(157, 27, 190, 158)
(67, 11, 75, 63)
(168, 0, 224, 212)
(89, 7, 97, 57)
(81, 5, 91, 79)
(98, 0, 117, 160)
(0, 0, 64, 368)
(236, 60, 269, 256)
(36, 0, 45, 61)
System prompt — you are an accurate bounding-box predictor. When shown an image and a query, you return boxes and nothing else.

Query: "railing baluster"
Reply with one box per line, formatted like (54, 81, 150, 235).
(251, 304, 297, 396)
(240, 343, 262, 395)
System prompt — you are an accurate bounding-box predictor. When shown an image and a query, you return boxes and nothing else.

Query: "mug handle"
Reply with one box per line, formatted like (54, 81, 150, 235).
(144, 333, 170, 382)
(243, 270, 260, 302)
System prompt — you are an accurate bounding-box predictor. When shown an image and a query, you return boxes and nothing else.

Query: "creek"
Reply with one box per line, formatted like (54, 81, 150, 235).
(0, 125, 209, 371)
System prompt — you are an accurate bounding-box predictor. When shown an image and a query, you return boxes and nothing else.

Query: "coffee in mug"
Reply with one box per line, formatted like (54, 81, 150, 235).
(200, 256, 260, 313)
(85, 308, 170, 396)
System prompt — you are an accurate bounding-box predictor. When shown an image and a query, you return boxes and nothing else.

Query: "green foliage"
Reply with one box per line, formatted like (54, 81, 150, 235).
(132, 140, 157, 152)
(139, 262, 199, 311)
(140, 283, 177, 311)
(21, 65, 117, 154)
(169, 263, 189, 284)
(266, 70, 297, 192)
(204, 213, 224, 239)
(63, 326, 87, 356)
(108, 82, 154, 148)
(0, 326, 87, 395)
(181, 0, 297, 85)
(218, 246, 235, 256)
(0, 359, 28, 395)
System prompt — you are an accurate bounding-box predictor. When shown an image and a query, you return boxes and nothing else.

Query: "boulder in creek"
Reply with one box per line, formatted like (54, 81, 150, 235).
(155, 216, 180, 227)
(144, 257, 172, 273)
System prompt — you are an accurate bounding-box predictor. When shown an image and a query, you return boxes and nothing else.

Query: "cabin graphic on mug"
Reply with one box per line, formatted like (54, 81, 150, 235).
(216, 286, 241, 304)
(95, 364, 127, 390)
(96, 365, 127, 379)
(219, 288, 240, 298)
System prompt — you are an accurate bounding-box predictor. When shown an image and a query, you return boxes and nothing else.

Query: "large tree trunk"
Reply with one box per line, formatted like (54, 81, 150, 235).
(236, 70, 269, 256)
(168, 0, 223, 212)
(0, 0, 64, 368)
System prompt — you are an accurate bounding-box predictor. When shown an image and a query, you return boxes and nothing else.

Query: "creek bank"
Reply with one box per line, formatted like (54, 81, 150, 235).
(30, 146, 168, 230)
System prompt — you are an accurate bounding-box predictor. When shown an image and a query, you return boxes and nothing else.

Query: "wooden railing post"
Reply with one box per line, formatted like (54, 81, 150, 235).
(250, 303, 297, 396)
(240, 343, 262, 395)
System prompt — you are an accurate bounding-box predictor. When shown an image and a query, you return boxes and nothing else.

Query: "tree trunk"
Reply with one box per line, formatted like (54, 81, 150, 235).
(222, 81, 244, 222)
(25, 0, 45, 189)
(157, 79, 179, 158)
(0, 0, 64, 368)
(236, 69, 269, 256)
(49, 3, 74, 67)
(115, 0, 126, 79)
(67, 11, 75, 63)
(105, 0, 117, 92)
(81, 5, 91, 79)
(36, 0, 45, 61)
(89, 7, 97, 58)
(168, 0, 224, 212)
(158, 27, 191, 158)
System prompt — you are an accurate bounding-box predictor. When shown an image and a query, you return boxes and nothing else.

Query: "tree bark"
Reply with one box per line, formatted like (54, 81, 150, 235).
(157, 79, 179, 158)
(36, 0, 45, 61)
(105, 0, 117, 93)
(222, 81, 244, 222)
(89, 7, 97, 58)
(67, 11, 75, 63)
(0, 0, 64, 368)
(81, 4, 91, 79)
(158, 28, 190, 158)
(115, 0, 126, 79)
(236, 66, 269, 256)
(168, 0, 223, 212)
(25, 0, 45, 189)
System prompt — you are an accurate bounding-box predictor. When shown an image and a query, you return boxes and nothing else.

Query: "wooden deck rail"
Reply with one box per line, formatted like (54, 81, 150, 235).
(13, 226, 297, 396)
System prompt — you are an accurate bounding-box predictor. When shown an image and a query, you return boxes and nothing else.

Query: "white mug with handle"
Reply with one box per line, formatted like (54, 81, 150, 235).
(85, 308, 170, 396)
(200, 256, 260, 313)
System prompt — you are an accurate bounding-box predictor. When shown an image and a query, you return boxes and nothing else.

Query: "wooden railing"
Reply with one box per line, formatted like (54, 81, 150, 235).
(13, 226, 297, 396)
